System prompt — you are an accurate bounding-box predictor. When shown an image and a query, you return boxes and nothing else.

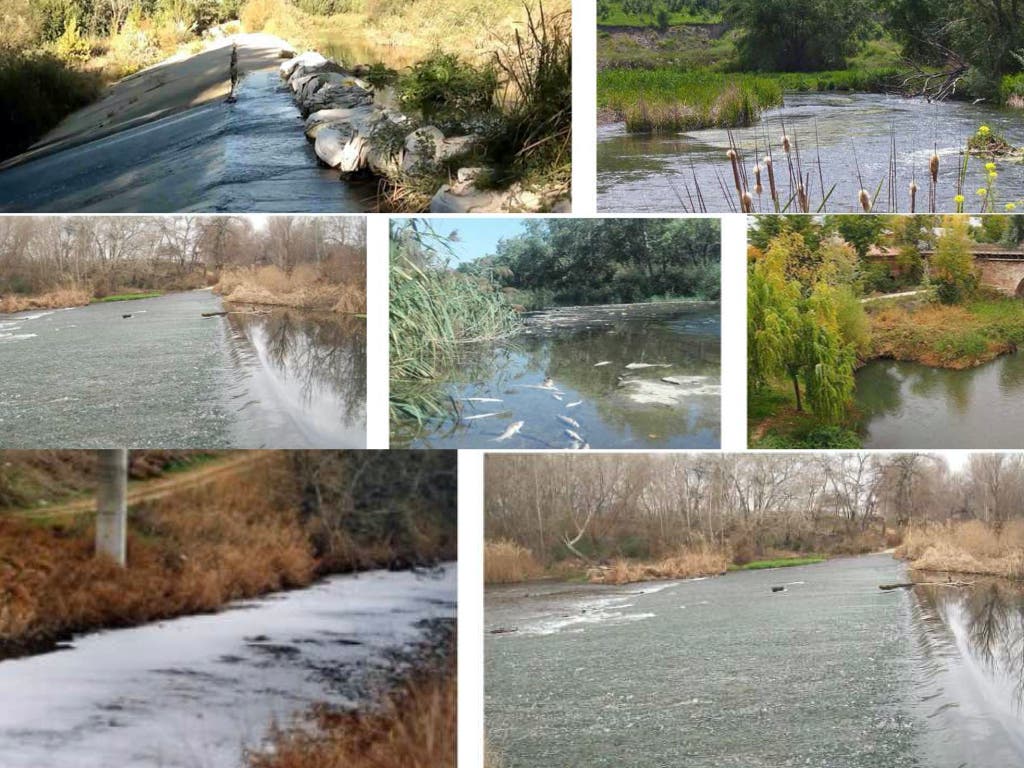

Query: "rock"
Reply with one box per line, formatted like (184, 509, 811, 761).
(280, 51, 327, 79)
(457, 166, 486, 183)
(430, 183, 511, 213)
(278, 48, 296, 59)
(439, 135, 479, 160)
(289, 60, 346, 87)
(314, 126, 355, 168)
(302, 83, 372, 116)
(367, 143, 404, 177)
(304, 105, 377, 140)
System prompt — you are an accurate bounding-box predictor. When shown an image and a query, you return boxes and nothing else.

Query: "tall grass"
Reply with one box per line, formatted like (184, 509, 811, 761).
(897, 520, 1024, 580)
(594, 547, 729, 584)
(598, 69, 783, 132)
(250, 660, 456, 768)
(484, 539, 544, 583)
(216, 265, 367, 313)
(389, 225, 520, 423)
(0, 287, 91, 313)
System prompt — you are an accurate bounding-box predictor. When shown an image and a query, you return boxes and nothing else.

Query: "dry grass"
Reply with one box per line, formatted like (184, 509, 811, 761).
(249, 661, 455, 768)
(484, 539, 544, 584)
(216, 266, 366, 313)
(593, 547, 729, 585)
(0, 454, 317, 655)
(0, 288, 91, 314)
(897, 520, 1024, 580)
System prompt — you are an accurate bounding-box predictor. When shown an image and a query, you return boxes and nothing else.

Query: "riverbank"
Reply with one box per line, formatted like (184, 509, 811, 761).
(250, 626, 455, 768)
(0, 451, 455, 658)
(215, 265, 366, 313)
(897, 520, 1024, 580)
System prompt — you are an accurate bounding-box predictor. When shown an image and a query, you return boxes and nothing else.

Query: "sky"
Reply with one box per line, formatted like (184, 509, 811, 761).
(424, 218, 529, 264)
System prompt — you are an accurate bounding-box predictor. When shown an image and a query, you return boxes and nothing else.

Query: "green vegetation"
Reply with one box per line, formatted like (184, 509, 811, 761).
(749, 214, 1024, 448)
(389, 219, 520, 424)
(598, 69, 781, 131)
(92, 291, 164, 303)
(458, 218, 721, 308)
(728, 555, 826, 570)
(597, 0, 722, 26)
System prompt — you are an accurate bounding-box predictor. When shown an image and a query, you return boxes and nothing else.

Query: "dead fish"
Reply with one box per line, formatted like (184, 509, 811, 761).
(462, 397, 503, 403)
(494, 421, 524, 442)
(564, 428, 585, 443)
(543, 377, 554, 387)
(463, 412, 504, 421)
(557, 414, 580, 429)
(625, 362, 671, 369)
(661, 376, 703, 386)
(524, 384, 562, 392)
(566, 400, 583, 408)
(593, 361, 612, 367)
(552, 393, 563, 401)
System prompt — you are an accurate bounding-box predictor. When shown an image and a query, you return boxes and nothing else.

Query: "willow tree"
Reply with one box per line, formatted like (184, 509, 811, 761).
(932, 216, 978, 304)
(748, 234, 856, 422)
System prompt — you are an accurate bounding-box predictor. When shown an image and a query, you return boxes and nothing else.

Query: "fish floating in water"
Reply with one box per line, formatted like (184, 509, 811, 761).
(557, 414, 580, 429)
(524, 384, 562, 393)
(625, 362, 672, 369)
(552, 393, 563, 401)
(566, 400, 582, 408)
(564, 428, 585, 443)
(494, 421, 524, 441)
(593, 361, 612, 367)
(462, 397, 503, 403)
(463, 412, 504, 421)
(661, 376, 705, 386)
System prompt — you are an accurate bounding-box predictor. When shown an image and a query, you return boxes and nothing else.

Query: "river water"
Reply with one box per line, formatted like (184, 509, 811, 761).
(0, 565, 456, 768)
(392, 301, 721, 449)
(485, 554, 1024, 767)
(0, 290, 366, 447)
(598, 92, 1024, 213)
(855, 353, 1024, 448)
(0, 71, 371, 213)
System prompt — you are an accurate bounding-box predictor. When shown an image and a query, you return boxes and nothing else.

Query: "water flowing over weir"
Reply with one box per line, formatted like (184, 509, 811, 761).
(0, 567, 456, 768)
(0, 71, 370, 213)
(0, 291, 366, 447)
(486, 554, 1024, 767)
(598, 93, 1024, 213)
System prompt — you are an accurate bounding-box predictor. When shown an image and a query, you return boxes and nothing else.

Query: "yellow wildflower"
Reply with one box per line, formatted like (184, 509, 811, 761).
(954, 194, 965, 203)
(1005, 203, 1017, 211)
(977, 188, 987, 196)
(978, 125, 991, 136)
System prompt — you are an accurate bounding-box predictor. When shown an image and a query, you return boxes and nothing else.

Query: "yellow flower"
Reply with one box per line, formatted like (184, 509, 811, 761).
(989, 171, 998, 181)
(978, 125, 991, 136)
(1005, 203, 1017, 211)
(985, 162, 997, 172)
(977, 188, 987, 196)
(954, 194, 965, 203)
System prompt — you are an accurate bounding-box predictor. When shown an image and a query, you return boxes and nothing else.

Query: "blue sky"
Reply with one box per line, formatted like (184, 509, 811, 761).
(425, 218, 529, 264)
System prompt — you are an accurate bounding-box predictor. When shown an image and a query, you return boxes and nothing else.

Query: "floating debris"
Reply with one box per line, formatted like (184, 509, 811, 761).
(494, 421, 524, 441)
(566, 400, 583, 408)
(593, 361, 612, 367)
(625, 362, 672, 369)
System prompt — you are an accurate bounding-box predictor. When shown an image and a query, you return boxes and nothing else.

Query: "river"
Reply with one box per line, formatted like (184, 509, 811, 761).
(0, 290, 366, 447)
(855, 353, 1024, 448)
(0, 71, 371, 213)
(485, 554, 1024, 767)
(391, 301, 721, 449)
(0, 565, 455, 768)
(598, 92, 1024, 213)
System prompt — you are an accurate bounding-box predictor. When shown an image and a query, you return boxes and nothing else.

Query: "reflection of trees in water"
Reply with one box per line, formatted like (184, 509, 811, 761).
(998, 353, 1024, 395)
(230, 309, 367, 428)
(916, 580, 1024, 712)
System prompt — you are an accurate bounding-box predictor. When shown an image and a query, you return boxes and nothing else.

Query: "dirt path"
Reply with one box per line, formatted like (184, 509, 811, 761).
(1, 32, 294, 170)
(11, 453, 269, 521)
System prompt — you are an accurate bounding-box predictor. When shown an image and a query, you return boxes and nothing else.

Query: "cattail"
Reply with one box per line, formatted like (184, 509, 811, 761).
(753, 163, 763, 195)
(764, 156, 778, 211)
(909, 181, 918, 213)
(859, 189, 871, 212)
(741, 191, 753, 213)
(727, 148, 744, 209)
(797, 183, 808, 213)
(929, 153, 939, 184)
(781, 134, 791, 153)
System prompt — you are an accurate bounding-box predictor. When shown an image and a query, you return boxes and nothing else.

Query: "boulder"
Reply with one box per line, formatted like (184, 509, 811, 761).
(280, 51, 327, 79)
(304, 105, 378, 140)
(439, 135, 480, 160)
(302, 83, 372, 116)
(401, 126, 445, 172)
(429, 180, 568, 213)
(457, 166, 486, 183)
(314, 126, 355, 168)
(289, 60, 346, 86)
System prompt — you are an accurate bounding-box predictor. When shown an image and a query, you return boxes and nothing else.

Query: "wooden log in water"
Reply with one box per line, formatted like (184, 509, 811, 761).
(879, 583, 915, 590)
(201, 311, 228, 317)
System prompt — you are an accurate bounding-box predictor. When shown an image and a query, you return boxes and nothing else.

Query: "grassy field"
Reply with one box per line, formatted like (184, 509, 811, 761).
(598, 1, 722, 26)
(598, 69, 782, 130)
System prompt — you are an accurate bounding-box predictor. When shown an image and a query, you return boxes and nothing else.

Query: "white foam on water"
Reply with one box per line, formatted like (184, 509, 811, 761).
(0, 333, 37, 342)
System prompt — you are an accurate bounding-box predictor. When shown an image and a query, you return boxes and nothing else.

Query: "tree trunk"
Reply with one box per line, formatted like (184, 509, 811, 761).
(96, 449, 128, 566)
(791, 373, 803, 412)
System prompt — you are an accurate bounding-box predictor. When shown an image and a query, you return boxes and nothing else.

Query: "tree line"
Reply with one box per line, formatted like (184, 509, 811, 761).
(485, 452, 1024, 563)
(0, 215, 366, 298)
(457, 218, 721, 308)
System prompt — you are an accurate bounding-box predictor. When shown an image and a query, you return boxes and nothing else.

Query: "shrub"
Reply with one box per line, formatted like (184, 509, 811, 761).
(239, 0, 287, 30)
(484, 539, 543, 583)
(398, 51, 497, 129)
(53, 13, 90, 62)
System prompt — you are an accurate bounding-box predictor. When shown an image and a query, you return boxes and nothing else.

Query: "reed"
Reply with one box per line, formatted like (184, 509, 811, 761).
(897, 520, 1024, 580)
(593, 547, 729, 585)
(484, 539, 545, 584)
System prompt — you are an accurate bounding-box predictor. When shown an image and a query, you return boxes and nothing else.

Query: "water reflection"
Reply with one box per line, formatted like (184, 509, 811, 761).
(392, 302, 721, 448)
(910, 577, 1024, 763)
(225, 308, 367, 447)
(855, 353, 1024, 448)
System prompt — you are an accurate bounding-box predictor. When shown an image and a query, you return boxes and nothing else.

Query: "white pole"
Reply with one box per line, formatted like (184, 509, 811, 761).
(95, 449, 127, 566)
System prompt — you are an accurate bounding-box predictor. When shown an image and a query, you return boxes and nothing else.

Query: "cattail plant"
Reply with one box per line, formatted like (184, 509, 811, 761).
(909, 180, 918, 213)
(764, 155, 778, 212)
(929, 149, 939, 213)
(859, 189, 871, 212)
(753, 163, 763, 196)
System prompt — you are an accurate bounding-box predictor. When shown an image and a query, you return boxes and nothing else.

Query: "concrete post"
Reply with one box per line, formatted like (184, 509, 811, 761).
(96, 449, 128, 566)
